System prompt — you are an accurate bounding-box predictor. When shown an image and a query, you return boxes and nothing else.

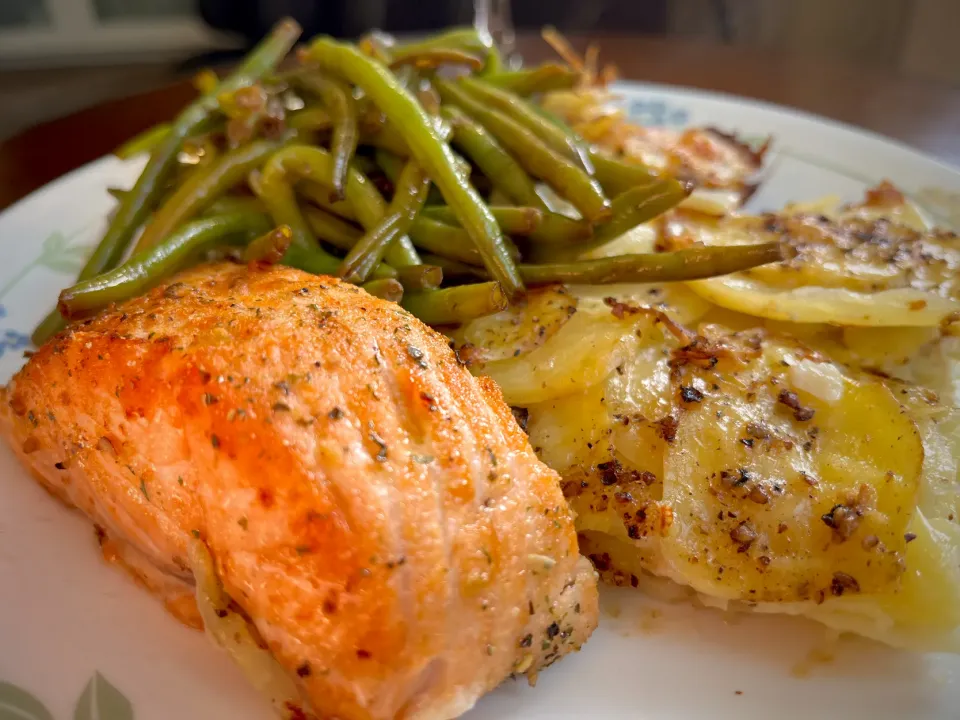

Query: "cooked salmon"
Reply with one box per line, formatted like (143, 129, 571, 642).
(0, 262, 599, 720)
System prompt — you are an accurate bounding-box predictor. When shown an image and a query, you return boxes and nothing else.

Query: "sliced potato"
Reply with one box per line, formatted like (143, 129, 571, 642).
(524, 318, 925, 607)
(475, 309, 645, 406)
(449, 285, 577, 364)
(469, 283, 706, 406)
(526, 379, 615, 474)
(661, 347, 923, 603)
(684, 184, 960, 326)
(567, 282, 714, 325)
(691, 276, 959, 327)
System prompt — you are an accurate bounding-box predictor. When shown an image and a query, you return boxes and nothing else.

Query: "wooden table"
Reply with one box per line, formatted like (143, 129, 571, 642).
(1, 33, 958, 211)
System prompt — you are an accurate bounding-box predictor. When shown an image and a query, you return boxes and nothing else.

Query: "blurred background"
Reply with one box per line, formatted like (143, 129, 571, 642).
(1, 0, 958, 141)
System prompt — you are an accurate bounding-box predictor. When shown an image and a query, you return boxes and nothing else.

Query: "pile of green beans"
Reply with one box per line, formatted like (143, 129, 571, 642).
(34, 19, 785, 344)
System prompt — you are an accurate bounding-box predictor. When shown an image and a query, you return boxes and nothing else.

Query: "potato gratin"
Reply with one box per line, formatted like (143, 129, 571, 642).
(455, 184, 960, 652)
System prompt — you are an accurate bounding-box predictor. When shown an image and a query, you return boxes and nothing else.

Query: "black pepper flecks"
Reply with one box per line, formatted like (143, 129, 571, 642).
(830, 572, 860, 596)
(656, 415, 679, 442)
(730, 521, 757, 551)
(680, 385, 703, 403)
(777, 389, 815, 422)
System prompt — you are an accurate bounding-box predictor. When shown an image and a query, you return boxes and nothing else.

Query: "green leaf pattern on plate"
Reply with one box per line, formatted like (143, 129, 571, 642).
(38, 232, 92, 276)
(73, 674, 133, 720)
(0, 675, 134, 720)
(0, 229, 94, 302)
(0, 681, 55, 720)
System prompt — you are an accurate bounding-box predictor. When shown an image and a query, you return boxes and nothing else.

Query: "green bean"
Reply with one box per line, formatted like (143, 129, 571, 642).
(302, 206, 362, 250)
(287, 107, 332, 131)
(391, 27, 493, 62)
(341, 161, 430, 282)
(457, 76, 592, 171)
(589, 151, 663, 197)
(410, 216, 521, 266)
(518, 243, 785, 285)
(135, 137, 284, 252)
(114, 122, 171, 159)
(250, 164, 315, 251)
(408, 217, 483, 265)
(418, 253, 489, 282)
(282, 244, 342, 277)
(296, 180, 357, 220)
(390, 48, 484, 71)
(294, 74, 359, 200)
(374, 149, 404, 184)
(395, 264, 443, 290)
(282, 242, 396, 280)
(441, 106, 544, 209)
(307, 37, 522, 297)
(93, 20, 300, 273)
(339, 214, 403, 283)
(527, 213, 593, 245)
(423, 204, 592, 245)
(361, 278, 404, 303)
(402, 282, 508, 325)
(436, 79, 610, 223)
(243, 225, 294, 265)
(594, 181, 690, 243)
(359, 122, 410, 156)
(480, 40, 504, 75)
(527, 105, 678, 199)
(259, 144, 420, 267)
(58, 212, 271, 319)
(205, 196, 266, 216)
(34, 22, 301, 345)
(423, 205, 542, 236)
(30, 309, 69, 346)
(483, 64, 578, 96)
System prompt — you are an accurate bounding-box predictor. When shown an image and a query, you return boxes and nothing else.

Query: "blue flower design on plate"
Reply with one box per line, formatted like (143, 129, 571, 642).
(0, 305, 31, 359)
(626, 98, 689, 128)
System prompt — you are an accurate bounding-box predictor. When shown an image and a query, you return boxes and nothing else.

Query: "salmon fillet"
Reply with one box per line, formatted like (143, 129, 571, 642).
(0, 262, 598, 720)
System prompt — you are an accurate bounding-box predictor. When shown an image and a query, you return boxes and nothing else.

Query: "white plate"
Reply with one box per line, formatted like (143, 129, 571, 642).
(2, 82, 960, 720)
